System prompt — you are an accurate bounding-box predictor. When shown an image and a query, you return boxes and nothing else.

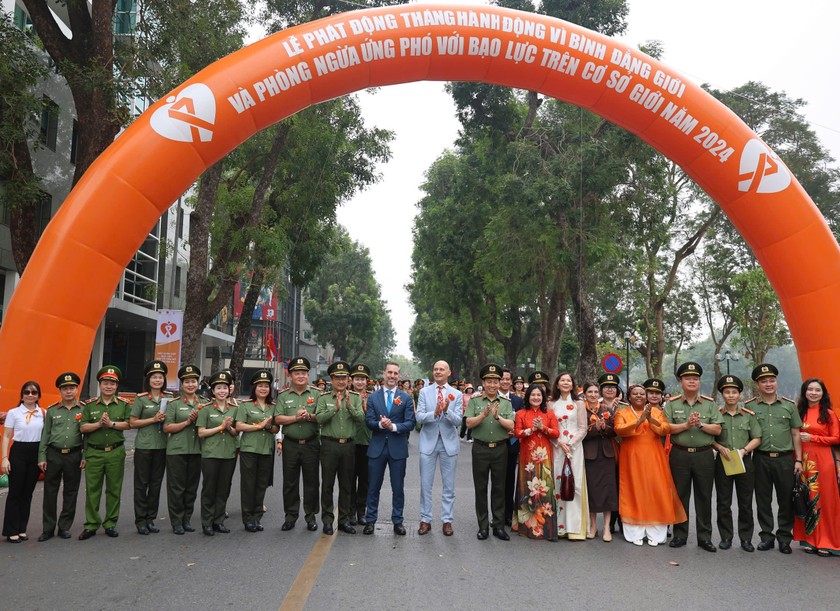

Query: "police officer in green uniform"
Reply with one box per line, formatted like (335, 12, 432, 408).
(644, 378, 666, 409)
(37, 372, 85, 541)
(78, 366, 131, 540)
(234, 369, 279, 532)
(315, 361, 365, 535)
(528, 371, 551, 395)
(466, 364, 515, 541)
(196, 371, 239, 536)
(130, 360, 172, 535)
(664, 362, 723, 552)
(163, 364, 202, 535)
(350, 363, 373, 526)
(275, 356, 321, 532)
(712, 375, 762, 552)
(748, 363, 803, 554)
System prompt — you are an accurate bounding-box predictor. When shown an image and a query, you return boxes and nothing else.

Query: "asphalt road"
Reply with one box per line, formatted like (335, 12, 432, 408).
(1, 432, 836, 610)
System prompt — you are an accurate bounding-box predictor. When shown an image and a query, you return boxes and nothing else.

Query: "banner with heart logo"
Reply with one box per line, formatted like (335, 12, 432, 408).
(155, 309, 184, 390)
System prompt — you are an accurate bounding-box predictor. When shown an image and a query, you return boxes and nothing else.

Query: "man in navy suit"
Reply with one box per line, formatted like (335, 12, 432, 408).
(500, 369, 524, 526)
(363, 362, 416, 535)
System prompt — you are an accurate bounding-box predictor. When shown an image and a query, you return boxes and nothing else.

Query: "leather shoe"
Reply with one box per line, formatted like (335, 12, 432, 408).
(38, 532, 54, 542)
(418, 521, 431, 535)
(338, 523, 356, 534)
(718, 539, 732, 550)
(281, 521, 295, 531)
(349, 518, 357, 526)
(202, 526, 215, 536)
(779, 542, 792, 554)
(363, 523, 375, 535)
(668, 537, 686, 548)
(757, 539, 774, 551)
(147, 522, 160, 534)
(699, 540, 717, 552)
(505, 518, 512, 527)
(212, 523, 230, 533)
(136, 525, 150, 535)
(741, 540, 755, 552)
(394, 524, 407, 536)
(78, 530, 97, 541)
(58, 529, 71, 539)
(493, 527, 510, 541)
(442, 522, 453, 536)
(477, 529, 489, 540)
(183, 523, 195, 532)
(173, 525, 185, 535)
(323, 524, 334, 535)
(245, 522, 258, 533)
(306, 521, 318, 532)
(255, 523, 264, 531)
(104, 527, 119, 538)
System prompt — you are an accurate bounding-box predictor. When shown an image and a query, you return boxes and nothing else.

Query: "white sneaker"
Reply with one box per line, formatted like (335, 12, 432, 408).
(633, 539, 644, 546)
(647, 539, 658, 547)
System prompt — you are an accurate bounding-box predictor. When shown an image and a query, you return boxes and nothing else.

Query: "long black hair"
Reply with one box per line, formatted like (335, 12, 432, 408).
(797, 378, 833, 425)
(550, 371, 579, 402)
(525, 384, 547, 414)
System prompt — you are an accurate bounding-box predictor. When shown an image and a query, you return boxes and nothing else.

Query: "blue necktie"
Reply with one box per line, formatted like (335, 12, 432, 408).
(386, 390, 393, 414)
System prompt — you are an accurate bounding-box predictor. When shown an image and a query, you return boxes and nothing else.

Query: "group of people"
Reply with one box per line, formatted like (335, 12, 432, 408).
(2, 356, 839, 558)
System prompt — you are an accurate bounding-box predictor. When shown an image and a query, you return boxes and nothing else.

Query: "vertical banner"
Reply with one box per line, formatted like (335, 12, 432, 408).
(155, 309, 184, 390)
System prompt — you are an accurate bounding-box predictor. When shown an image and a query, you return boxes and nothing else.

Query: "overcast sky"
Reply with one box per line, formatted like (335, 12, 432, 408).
(335, 0, 840, 357)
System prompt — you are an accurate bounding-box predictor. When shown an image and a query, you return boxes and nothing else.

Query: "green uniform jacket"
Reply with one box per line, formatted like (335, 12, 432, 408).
(234, 400, 276, 455)
(196, 402, 238, 459)
(315, 391, 365, 439)
(38, 402, 83, 462)
(164, 397, 202, 455)
(716, 406, 762, 450)
(276, 386, 321, 440)
(131, 392, 173, 450)
(664, 394, 724, 447)
(82, 397, 131, 455)
(747, 396, 802, 452)
(353, 392, 372, 445)
(466, 395, 515, 443)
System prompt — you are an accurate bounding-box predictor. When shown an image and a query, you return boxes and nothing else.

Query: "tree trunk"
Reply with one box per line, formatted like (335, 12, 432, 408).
(538, 270, 566, 373)
(7, 140, 39, 274)
(229, 269, 266, 382)
(570, 263, 597, 383)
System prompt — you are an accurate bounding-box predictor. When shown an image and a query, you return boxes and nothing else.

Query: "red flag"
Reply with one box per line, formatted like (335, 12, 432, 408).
(264, 329, 277, 361)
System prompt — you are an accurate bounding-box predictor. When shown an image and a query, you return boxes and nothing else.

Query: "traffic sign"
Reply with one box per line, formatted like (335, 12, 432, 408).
(601, 353, 623, 373)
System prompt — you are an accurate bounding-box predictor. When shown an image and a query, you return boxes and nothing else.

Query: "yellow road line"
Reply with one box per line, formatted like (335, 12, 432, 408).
(278, 533, 336, 611)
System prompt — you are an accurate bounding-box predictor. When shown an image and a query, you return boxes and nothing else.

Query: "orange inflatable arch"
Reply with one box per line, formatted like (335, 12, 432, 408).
(1, 4, 838, 408)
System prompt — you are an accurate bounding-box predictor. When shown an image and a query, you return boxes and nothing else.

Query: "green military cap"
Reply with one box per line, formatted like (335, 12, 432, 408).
(643, 378, 665, 392)
(513, 375, 525, 384)
(676, 361, 703, 377)
(327, 361, 350, 377)
(97, 365, 122, 382)
(288, 356, 311, 372)
(598, 373, 619, 387)
(250, 369, 273, 385)
(178, 364, 201, 380)
(144, 360, 168, 377)
(210, 370, 231, 386)
(717, 375, 744, 392)
(480, 363, 503, 379)
(751, 363, 778, 381)
(351, 363, 371, 378)
(528, 370, 550, 385)
(55, 372, 81, 388)
(316, 378, 327, 387)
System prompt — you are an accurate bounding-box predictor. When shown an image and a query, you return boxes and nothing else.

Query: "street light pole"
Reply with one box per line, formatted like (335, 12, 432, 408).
(624, 331, 631, 391)
(715, 349, 739, 375)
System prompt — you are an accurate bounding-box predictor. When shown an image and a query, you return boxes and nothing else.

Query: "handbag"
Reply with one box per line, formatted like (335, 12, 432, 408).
(792, 479, 809, 519)
(559, 455, 575, 501)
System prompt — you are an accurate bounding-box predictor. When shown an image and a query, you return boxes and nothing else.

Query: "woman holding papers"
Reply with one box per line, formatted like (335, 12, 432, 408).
(794, 378, 840, 557)
(711, 375, 762, 552)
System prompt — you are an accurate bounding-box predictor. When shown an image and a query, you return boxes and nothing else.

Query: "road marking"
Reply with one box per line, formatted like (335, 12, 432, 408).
(278, 533, 336, 611)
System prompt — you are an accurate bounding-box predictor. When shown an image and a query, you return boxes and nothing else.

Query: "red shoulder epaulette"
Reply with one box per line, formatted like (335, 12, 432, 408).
(741, 407, 756, 416)
(744, 397, 757, 404)
(137, 392, 149, 397)
(669, 395, 683, 402)
(701, 394, 714, 401)
(48, 402, 60, 409)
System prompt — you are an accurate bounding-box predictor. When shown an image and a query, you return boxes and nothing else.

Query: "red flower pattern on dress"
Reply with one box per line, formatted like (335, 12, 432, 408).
(566, 405, 574, 411)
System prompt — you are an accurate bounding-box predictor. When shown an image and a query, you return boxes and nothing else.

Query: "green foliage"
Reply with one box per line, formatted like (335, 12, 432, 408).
(731, 268, 789, 365)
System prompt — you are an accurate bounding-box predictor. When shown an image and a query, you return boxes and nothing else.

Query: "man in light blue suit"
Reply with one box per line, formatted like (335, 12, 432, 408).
(363, 361, 416, 536)
(416, 361, 462, 536)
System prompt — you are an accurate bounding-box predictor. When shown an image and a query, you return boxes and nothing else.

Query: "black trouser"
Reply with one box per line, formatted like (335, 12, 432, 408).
(472, 442, 508, 530)
(754, 452, 795, 544)
(42, 446, 83, 534)
(320, 439, 355, 526)
(133, 448, 166, 526)
(239, 451, 273, 525)
(2, 442, 40, 537)
(200, 457, 237, 527)
(670, 447, 715, 542)
(715, 453, 755, 542)
(282, 439, 320, 523)
(504, 442, 519, 523)
(351, 443, 369, 522)
(166, 453, 201, 527)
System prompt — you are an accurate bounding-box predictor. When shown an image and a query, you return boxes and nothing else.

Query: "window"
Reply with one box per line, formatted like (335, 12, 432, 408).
(70, 119, 79, 164)
(36, 192, 52, 237)
(14, 5, 34, 36)
(39, 96, 59, 151)
(114, 0, 137, 35)
(174, 266, 182, 298)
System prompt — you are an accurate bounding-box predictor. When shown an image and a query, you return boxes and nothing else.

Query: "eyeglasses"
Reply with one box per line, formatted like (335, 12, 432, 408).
(23, 390, 39, 396)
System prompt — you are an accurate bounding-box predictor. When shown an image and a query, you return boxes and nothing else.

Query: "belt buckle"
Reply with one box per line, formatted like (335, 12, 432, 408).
(104, 445, 113, 452)
(60, 448, 70, 454)
(769, 452, 780, 458)
(339, 438, 347, 444)
(687, 447, 696, 453)
(298, 439, 306, 445)
(488, 442, 497, 448)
